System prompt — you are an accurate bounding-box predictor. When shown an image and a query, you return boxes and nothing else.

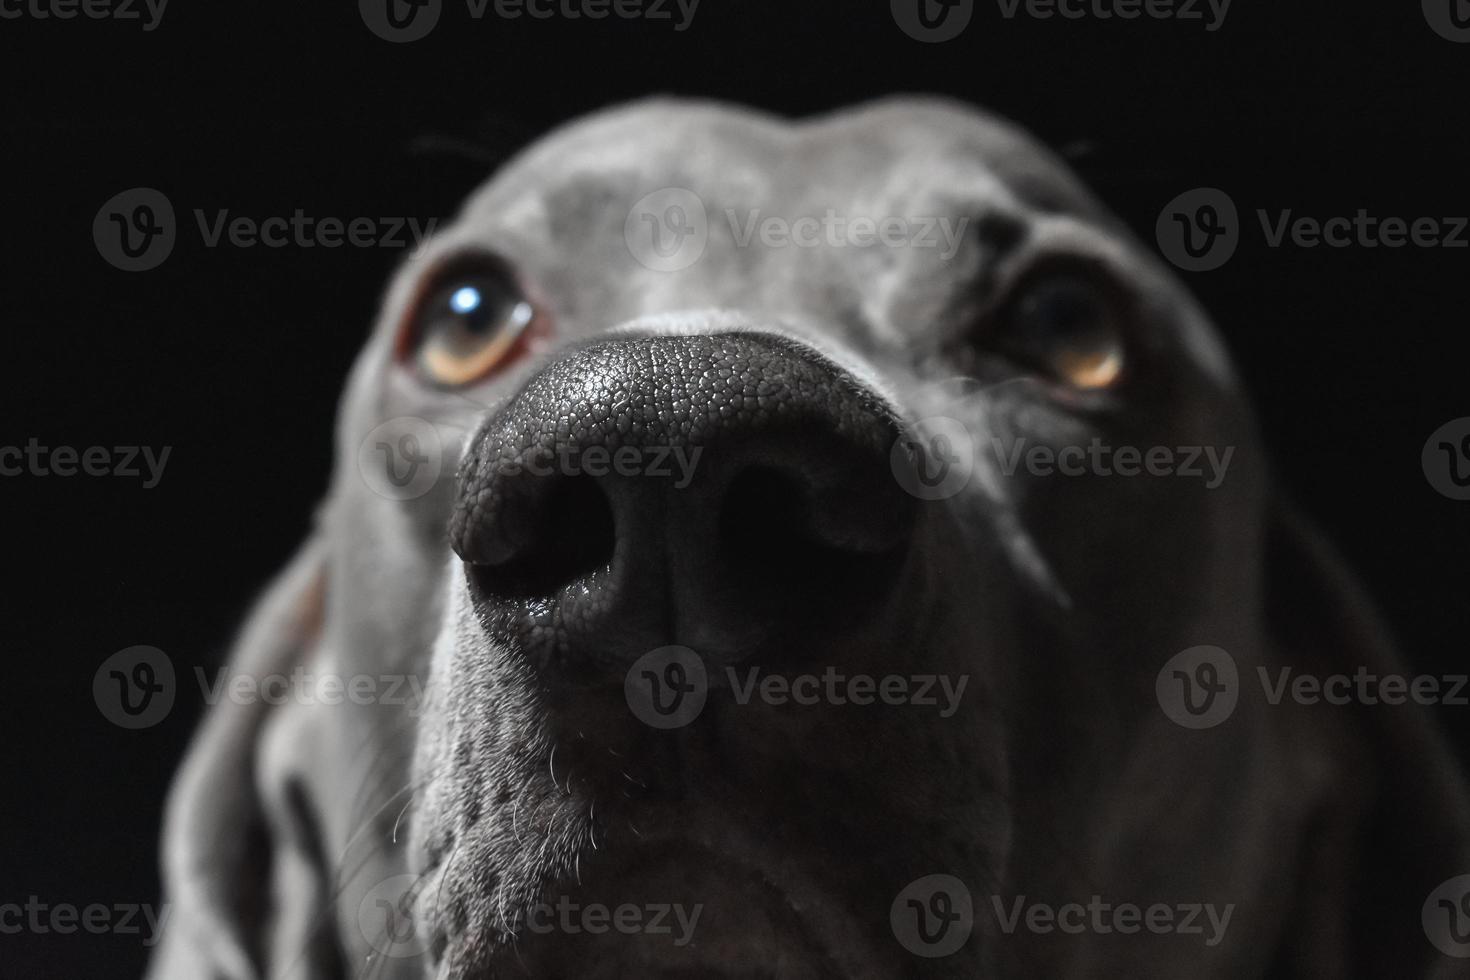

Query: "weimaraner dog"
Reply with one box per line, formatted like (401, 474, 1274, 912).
(147, 98, 1470, 979)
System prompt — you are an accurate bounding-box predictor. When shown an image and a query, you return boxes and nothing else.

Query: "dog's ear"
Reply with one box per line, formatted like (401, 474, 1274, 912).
(1265, 500, 1470, 979)
(147, 533, 330, 980)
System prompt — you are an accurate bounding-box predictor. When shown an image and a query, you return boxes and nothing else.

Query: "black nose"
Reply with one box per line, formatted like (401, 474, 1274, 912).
(450, 331, 915, 676)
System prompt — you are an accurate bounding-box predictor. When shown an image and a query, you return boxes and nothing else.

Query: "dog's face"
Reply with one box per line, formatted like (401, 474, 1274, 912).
(152, 99, 1469, 980)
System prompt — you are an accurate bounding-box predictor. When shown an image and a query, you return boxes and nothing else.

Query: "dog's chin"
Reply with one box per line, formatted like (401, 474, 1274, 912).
(466, 842, 867, 980)
(438, 834, 893, 980)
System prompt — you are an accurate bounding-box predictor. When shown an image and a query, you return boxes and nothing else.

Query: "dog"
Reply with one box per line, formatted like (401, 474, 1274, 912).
(146, 97, 1470, 979)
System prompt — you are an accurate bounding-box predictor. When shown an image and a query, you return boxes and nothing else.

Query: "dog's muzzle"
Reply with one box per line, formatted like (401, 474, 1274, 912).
(423, 330, 987, 979)
(449, 330, 916, 682)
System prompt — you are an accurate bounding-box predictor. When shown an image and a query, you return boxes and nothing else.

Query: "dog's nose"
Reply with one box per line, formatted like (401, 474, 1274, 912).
(450, 331, 915, 674)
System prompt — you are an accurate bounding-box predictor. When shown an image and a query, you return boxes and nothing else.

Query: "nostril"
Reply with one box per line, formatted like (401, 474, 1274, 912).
(452, 332, 920, 673)
(721, 467, 820, 563)
(720, 465, 911, 597)
(468, 476, 616, 599)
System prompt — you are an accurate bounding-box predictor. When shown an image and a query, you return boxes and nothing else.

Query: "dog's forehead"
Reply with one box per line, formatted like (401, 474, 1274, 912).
(458, 97, 1109, 227)
(392, 97, 1235, 392)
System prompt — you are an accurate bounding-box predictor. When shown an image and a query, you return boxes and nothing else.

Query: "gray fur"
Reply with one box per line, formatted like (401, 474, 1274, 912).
(148, 97, 1470, 980)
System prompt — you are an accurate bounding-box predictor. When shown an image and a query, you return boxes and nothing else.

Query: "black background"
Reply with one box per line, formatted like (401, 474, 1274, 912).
(3, 0, 1468, 976)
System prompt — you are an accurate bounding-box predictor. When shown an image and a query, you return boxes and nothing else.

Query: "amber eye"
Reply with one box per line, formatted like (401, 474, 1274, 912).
(401, 261, 537, 387)
(994, 272, 1125, 389)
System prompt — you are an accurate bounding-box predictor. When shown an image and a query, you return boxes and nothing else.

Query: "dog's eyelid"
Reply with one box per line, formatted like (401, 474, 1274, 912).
(958, 246, 1137, 395)
(394, 250, 550, 389)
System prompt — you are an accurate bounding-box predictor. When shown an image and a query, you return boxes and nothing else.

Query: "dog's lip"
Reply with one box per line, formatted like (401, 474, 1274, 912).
(475, 820, 890, 979)
(616, 824, 889, 976)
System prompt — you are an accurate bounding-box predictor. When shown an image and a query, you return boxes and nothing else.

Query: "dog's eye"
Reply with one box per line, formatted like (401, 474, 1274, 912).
(994, 273, 1125, 389)
(402, 264, 537, 387)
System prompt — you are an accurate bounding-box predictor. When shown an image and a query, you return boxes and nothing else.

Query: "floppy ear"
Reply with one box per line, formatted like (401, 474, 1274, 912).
(1264, 499, 1470, 979)
(147, 532, 333, 980)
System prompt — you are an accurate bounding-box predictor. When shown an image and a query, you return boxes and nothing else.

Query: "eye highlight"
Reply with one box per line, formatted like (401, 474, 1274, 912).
(989, 271, 1126, 390)
(399, 259, 539, 387)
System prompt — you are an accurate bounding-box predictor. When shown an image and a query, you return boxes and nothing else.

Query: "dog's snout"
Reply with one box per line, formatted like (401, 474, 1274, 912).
(450, 331, 916, 673)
